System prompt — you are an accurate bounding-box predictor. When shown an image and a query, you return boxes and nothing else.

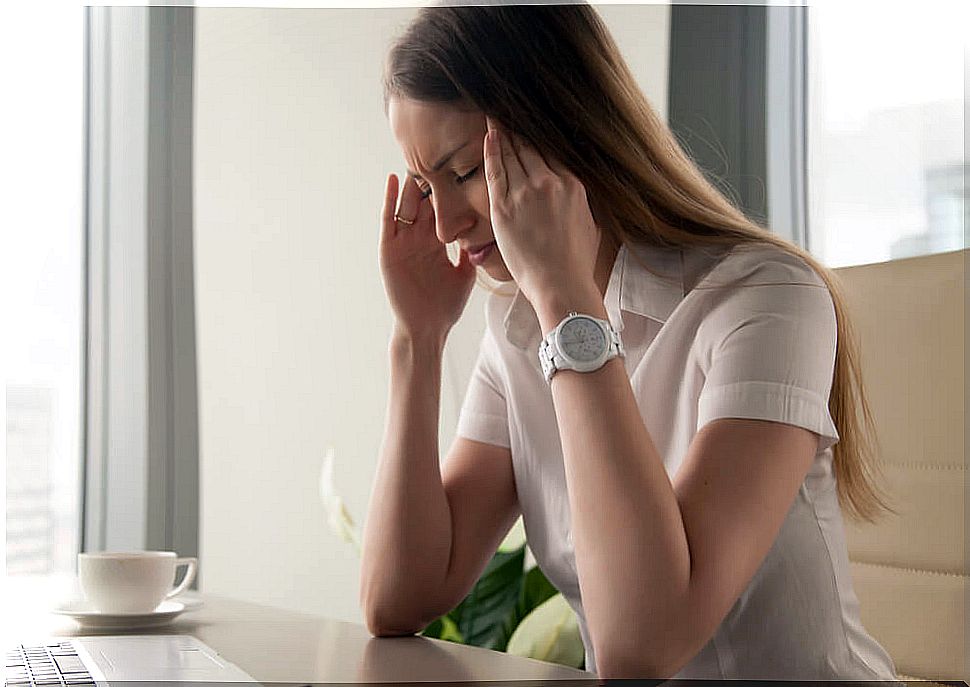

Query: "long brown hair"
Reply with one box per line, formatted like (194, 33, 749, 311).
(382, 3, 891, 521)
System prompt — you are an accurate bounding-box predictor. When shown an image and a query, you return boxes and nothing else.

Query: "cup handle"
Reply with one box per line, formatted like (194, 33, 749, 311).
(165, 557, 198, 599)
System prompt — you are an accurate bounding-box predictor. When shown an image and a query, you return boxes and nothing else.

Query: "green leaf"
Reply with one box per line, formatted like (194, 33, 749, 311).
(420, 614, 464, 643)
(420, 616, 443, 638)
(450, 546, 526, 650)
(506, 593, 585, 669)
(432, 615, 464, 643)
(520, 565, 559, 614)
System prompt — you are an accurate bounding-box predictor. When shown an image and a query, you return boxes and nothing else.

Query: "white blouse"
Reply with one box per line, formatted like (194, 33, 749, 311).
(454, 240, 899, 680)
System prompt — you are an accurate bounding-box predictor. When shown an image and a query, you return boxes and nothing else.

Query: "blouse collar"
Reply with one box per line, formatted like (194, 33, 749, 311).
(501, 241, 690, 351)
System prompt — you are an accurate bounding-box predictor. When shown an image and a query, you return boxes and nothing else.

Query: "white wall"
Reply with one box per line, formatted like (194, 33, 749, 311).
(194, 4, 669, 624)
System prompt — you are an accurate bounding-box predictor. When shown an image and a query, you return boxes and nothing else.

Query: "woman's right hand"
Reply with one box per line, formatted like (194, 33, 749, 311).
(379, 172, 476, 343)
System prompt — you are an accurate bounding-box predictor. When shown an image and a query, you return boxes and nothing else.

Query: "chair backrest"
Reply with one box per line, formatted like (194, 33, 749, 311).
(833, 249, 967, 682)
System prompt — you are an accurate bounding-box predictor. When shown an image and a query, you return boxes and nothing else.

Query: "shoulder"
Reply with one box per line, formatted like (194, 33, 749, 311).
(695, 242, 836, 341)
(706, 241, 828, 289)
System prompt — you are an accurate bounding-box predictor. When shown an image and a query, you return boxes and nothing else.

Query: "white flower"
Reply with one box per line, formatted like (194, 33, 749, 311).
(319, 446, 361, 554)
(506, 593, 584, 668)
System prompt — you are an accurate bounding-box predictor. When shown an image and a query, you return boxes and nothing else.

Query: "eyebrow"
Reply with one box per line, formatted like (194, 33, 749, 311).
(408, 140, 472, 180)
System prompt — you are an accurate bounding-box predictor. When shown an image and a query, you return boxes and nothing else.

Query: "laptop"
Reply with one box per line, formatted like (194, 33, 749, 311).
(5, 635, 256, 685)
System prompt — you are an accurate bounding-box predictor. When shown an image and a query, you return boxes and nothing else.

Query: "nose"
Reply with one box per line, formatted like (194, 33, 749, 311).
(431, 188, 476, 245)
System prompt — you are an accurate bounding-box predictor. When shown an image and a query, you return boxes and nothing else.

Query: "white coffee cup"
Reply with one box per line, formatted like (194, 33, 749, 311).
(78, 551, 198, 614)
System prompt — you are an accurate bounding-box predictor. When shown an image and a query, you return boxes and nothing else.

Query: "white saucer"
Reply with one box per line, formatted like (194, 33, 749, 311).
(171, 593, 205, 612)
(52, 600, 188, 630)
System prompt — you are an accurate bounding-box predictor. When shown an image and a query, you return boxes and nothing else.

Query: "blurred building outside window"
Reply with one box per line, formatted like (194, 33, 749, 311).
(4, 5, 85, 578)
(806, 1, 966, 267)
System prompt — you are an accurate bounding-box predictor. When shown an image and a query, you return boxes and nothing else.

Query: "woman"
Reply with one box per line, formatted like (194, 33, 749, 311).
(359, 3, 899, 681)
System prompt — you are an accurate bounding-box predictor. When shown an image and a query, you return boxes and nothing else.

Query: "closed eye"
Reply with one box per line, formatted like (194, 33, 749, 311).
(457, 167, 479, 184)
(419, 167, 480, 199)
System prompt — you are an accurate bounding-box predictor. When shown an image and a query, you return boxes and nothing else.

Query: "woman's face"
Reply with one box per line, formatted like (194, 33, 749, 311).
(388, 97, 514, 282)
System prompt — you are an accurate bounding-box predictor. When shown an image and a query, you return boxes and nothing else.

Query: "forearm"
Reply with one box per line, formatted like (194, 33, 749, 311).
(555, 361, 694, 674)
(536, 293, 694, 676)
(359, 327, 455, 634)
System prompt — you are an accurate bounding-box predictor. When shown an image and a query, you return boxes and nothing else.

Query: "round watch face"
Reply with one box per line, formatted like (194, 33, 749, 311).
(559, 317, 607, 363)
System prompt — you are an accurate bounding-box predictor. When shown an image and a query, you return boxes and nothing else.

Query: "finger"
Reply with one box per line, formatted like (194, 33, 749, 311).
(414, 190, 435, 232)
(496, 123, 528, 189)
(483, 122, 508, 202)
(516, 140, 560, 180)
(531, 143, 568, 179)
(486, 116, 526, 190)
(395, 172, 423, 228)
(380, 173, 400, 243)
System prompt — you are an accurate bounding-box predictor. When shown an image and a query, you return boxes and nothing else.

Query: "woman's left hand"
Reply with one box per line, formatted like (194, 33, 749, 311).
(483, 115, 601, 309)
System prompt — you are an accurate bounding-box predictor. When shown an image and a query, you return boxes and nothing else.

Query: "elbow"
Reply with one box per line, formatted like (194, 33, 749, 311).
(596, 658, 680, 682)
(593, 592, 716, 678)
(362, 607, 422, 638)
(360, 582, 456, 638)
(359, 570, 448, 638)
(367, 623, 420, 638)
(360, 594, 424, 638)
(596, 658, 675, 682)
(594, 642, 693, 681)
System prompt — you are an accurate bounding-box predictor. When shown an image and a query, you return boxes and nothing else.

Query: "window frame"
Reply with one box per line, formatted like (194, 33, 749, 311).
(82, 5, 198, 568)
(667, 2, 809, 251)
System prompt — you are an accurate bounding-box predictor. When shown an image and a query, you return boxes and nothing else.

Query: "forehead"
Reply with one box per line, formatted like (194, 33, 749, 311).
(388, 97, 484, 172)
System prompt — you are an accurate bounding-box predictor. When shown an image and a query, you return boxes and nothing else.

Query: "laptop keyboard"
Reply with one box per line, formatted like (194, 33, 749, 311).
(4, 643, 96, 687)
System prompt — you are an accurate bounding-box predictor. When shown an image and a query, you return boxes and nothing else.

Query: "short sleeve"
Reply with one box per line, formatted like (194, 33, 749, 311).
(696, 280, 840, 453)
(455, 328, 511, 449)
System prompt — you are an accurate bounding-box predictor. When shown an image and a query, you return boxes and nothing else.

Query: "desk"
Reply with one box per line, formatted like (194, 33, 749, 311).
(4, 575, 598, 684)
(10, 577, 955, 686)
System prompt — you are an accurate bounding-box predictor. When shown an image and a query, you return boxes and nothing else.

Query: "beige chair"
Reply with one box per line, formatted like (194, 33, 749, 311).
(834, 248, 967, 684)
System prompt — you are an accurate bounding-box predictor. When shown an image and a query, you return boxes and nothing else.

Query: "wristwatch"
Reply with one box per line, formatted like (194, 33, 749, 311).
(538, 311, 625, 384)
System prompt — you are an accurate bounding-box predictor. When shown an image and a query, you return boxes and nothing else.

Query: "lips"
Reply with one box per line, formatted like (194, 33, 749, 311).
(468, 241, 497, 266)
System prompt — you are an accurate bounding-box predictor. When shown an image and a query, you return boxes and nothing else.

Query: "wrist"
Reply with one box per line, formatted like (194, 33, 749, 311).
(390, 324, 447, 360)
(534, 286, 607, 337)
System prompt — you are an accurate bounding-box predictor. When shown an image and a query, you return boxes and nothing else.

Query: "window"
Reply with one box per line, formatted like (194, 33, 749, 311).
(5, 5, 85, 575)
(806, 2, 966, 267)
